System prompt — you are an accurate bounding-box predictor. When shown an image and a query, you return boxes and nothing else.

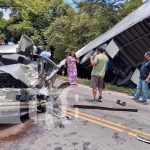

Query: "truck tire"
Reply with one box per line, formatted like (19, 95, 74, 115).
(116, 71, 134, 86)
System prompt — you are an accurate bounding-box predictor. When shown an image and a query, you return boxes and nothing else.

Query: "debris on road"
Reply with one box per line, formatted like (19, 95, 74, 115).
(54, 147, 62, 150)
(59, 123, 65, 128)
(71, 105, 138, 112)
(116, 100, 126, 106)
(137, 135, 150, 144)
(83, 142, 90, 150)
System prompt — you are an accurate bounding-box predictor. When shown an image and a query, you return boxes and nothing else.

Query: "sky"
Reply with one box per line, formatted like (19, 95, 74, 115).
(1, 9, 10, 19)
(1, 0, 80, 20)
(64, 0, 80, 8)
(65, 0, 80, 5)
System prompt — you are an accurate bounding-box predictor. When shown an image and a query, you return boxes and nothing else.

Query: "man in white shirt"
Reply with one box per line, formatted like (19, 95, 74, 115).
(40, 50, 51, 59)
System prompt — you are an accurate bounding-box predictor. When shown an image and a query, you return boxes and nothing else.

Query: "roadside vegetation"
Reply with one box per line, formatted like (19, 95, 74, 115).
(58, 75, 150, 98)
(58, 75, 136, 95)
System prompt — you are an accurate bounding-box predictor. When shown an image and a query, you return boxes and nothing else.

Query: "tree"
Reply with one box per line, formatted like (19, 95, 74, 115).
(0, 18, 7, 39)
(0, 0, 72, 45)
(119, 0, 142, 18)
(0, 0, 143, 62)
(0, 10, 3, 18)
(44, 16, 72, 61)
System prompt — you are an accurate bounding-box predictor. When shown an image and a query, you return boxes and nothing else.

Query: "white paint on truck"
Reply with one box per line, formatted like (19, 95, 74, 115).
(131, 69, 140, 85)
(105, 40, 119, 58)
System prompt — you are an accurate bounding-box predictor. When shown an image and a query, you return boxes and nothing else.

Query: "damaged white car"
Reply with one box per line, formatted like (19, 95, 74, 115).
(0, 35, 59, 124)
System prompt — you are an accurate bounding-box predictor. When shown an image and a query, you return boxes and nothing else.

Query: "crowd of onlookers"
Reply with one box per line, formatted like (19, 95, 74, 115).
(64, 48, 109, 102)
(64, 48, 150, 105)
(0, 37, 16, 46)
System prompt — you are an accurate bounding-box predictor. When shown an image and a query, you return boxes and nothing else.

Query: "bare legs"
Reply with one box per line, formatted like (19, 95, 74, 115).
(92, 88, 102, 98)
(98, 88, 102, 97)
(92, 88, 97, 99)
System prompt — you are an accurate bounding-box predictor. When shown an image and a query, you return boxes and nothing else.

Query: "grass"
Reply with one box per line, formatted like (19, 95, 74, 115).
(58, 75, 136, 95)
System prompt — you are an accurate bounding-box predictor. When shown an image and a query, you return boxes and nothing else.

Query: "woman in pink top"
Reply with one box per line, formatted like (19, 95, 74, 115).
(67, 52, 79, 85)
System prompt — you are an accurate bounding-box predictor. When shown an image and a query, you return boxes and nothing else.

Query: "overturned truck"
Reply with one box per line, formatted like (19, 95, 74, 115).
(59, 1, 150, 87)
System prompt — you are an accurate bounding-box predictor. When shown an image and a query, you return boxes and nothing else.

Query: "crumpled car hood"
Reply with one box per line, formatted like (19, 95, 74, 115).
(0, 56, 59, 87)
(0, 45, 18, 54)
(0, 35, 59, 88)
(0, 63, 38, 87)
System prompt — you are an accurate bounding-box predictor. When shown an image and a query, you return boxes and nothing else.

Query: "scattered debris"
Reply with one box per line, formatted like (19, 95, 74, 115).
(71, 105, 138, 112)
(54, 147, 62, 150)
(63, 116, 72, 120)
(137, 135, 150, 144)
(83, 142, 90, 150)
(112, 132, 120, 140)
(116, 100, 126, 106)
(59, 123, 65, 128)
(72, 142, 79, 146)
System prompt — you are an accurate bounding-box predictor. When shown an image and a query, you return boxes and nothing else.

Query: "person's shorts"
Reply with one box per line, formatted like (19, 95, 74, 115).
(90, 75, 103, 89)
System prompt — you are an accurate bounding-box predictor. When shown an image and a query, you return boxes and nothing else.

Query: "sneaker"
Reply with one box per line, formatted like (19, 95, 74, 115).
(97, 96, 103, 102)
(132, 97, 139, 101)
(140, 101, 148, 105)
(135, 100, 141, 103)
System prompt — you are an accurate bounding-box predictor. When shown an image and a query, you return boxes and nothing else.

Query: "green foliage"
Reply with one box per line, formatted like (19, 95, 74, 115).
(7, 21, 35, 39)
(44, 16, 72, 61)
(0, 0, 143, 62)
(120, 0, 142, 18)
(44, 13, 100, 61)
(58, 75, 137, 95)
(0, 11, 3, 18)
(0, 18, 8, 39)
(31, 33, 44, 45)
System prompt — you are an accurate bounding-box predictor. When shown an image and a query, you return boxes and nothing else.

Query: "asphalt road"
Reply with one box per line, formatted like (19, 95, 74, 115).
(0, 80, 150, 150)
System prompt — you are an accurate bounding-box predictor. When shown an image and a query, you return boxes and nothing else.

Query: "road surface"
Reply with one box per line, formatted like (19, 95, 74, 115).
(0, 80, 150, 150)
